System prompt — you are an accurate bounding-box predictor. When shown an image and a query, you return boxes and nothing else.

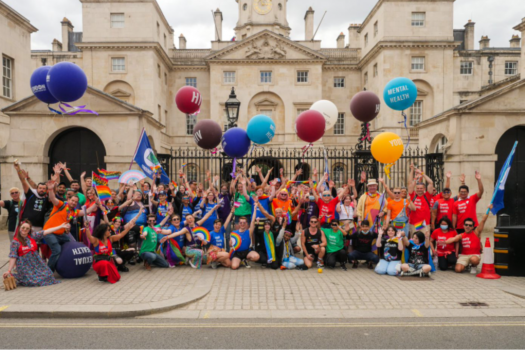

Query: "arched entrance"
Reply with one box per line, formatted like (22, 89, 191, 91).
(48, 127, 107, 183)
(495, 126, 525, 225)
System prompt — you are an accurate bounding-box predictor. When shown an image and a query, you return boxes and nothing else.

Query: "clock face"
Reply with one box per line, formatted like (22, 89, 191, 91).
(253, 0, 272, 15)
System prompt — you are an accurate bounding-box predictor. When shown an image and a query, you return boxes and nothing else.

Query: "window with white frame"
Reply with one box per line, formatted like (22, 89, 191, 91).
(186, 163, 198, 182)
(364, 72, 368, 85)
(364, 33, 368, 47)
(411, 56, 425, 71)
(111, 57, 125, 72)
(374, 21, 378, 36)
(186, 77, 197, 88)
(334, 113, 345, 135)
(434, 136, 448, 153)
(334, 77, 345, 88)
(409, 100, 423, 126)
(260, 109, 273, 118)
(297, 71, 309, 83)
(223, 71, 236, 84)
(460, 61, 473, 75)
(260, 71, 272, 83)
(373, 63, 378, 77)
(186, 114, 197, 135)
(110, 13, 125, 28)
(505, 61, 518, 76)
(411, 12, 425, 27)
(2, 56, 13, 98)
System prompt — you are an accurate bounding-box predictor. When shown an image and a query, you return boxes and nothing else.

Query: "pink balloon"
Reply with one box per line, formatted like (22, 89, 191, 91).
(175, 86, 202, 115)
(296, 110, 326, 143)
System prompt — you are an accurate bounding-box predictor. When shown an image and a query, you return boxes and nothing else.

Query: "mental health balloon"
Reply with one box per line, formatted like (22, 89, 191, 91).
(247, 114, 276, 145)
(296, 110, 326, 143)
(310, 100, 338, 130)
(383, 77, 418, 111)
(221, 127, 251, 158)
(350, 91, 381, 123)
(175, 86, 202, 115)
(56, 242, 93, 279)
(30, 66, 59, 104)
(193, 119, 223, 150)
(46, 62, 88, 103)
(371, 132, 404, 164)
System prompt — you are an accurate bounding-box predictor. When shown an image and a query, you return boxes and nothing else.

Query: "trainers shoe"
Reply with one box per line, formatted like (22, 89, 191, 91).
(98, 276, 108, 283)
(189, 260, 197, 269)
(341, 263, 348, 271)
(117, 265, 129, 273)
(352, 261, 358, 269)
(241, 259, 251, 269)
(144, 261, 152, 271)
(395, 264, 402, 275)
(210, 262, 218, 269)
(470, 266, 478, 274)
(128, 259, 136, 266)
(367, 262, 374, 269)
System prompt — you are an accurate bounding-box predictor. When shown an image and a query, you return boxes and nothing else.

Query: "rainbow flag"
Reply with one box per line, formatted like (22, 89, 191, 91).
(259, 194, 269, 200)
(264, 231, 276, 263)
(98, 169, 121, 180)
(414, 220, 426, 231)
(95, 185, 112, 202)
(158, 238, 186, 266)
(92, 172, 108, 186)
(229, 232, 242, 259)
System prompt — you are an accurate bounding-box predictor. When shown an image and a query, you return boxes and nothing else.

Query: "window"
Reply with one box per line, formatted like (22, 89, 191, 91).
(186, 163, 198, 182)
(334, 77, 345, 88)
(260, 109, 273, 118)
(374, 21, 378, 37)
(364, 33, 368, 47)
(411, 56, 425, 71)
(334, 113, 345, 135)
(373, 64, 378, 77)
(409, 101, 423, 126)
(164, 110, 168, 125)
(223, 71, 236, 84)
(110, 13, 125, 28)
(260, 71, 272, 83)
(434, 136, 448, 153)
(164, 34, 167, 48)
(157, 22, 160, 38)
(158, 105, 161, 122)
(2, 56, 13, 98)
(332, 163, 346, 183)
(505, 61, 518, 76)
(111, 57, 125, 72)
(412, 12, 425, 27)
(297, 108, 308, 116)
(157, 64, 161, 78)
(164, 72, 168, 85)
(243, 3, 248, 10)
(297, 71, 309, 83)
(364, 72, 368, 85)
(460, 61, 473, 75)
(186, 77, 197, 88)
(186, 114, 197, 135)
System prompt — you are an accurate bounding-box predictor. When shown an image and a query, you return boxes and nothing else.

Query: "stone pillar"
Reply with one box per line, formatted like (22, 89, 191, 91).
(214, 8, 223, 41)
(61, 17, 73, 52)
(179, 34, 186, 49)
(479, 35, 490, 49)
(513, 18, 525, 77)
(348, 24, 361, 49)
(304, 7, 314, 40)
(337, 32, 345, 48)
(52, 39, 62, 52)
(464, 20, 475, 50)
(510, 35, 521, 48)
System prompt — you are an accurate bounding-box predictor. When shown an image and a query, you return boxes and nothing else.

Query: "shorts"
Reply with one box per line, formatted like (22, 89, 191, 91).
(304, 250, 319, 262)
(408, 263, 425, 271)
(457, 254, 480, 266)
(231, 250, 250, 260)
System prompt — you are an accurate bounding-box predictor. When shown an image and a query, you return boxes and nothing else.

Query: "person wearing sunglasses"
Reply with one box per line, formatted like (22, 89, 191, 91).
(385, 187, 416, 237)
(311, 173, 351, 227)
(322, 222, 349, 270)
(139, 214, 174, 270)
(445, 205, 491, 274)
(453, 171, 484, 234)
(0, 187, 23, 242)
(300, 216, 327, 269)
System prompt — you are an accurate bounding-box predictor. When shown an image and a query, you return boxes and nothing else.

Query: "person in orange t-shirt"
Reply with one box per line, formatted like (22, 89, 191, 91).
(385, 187, 416, 237)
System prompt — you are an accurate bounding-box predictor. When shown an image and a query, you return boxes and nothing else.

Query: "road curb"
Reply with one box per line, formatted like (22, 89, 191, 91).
(0, 269, 216, 319)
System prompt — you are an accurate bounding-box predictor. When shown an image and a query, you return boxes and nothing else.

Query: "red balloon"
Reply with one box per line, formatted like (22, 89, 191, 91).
(350, 91, 381, 123)
(296, 110, 325, 143)
(175, 86, 202, 114)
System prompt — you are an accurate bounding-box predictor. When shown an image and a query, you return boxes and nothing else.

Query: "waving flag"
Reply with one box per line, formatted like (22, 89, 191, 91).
(490, 141, 518, 215)
(132, 128, 170, 184)
(92, 172, 108, 186)
(95, 185, 112, 202)
(98, 169, 121, 180)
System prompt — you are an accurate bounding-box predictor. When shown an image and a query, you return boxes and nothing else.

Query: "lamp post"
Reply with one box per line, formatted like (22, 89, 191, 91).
(225, 87, 241, 130)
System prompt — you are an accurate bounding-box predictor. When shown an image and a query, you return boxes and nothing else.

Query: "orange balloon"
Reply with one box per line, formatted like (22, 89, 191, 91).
(371, 132, 404, 164)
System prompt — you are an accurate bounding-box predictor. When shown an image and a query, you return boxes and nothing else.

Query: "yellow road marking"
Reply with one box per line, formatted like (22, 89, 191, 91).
(0, 306, 9, 312)
(202, 311, 210, 319)
(411, 309, 423, 317)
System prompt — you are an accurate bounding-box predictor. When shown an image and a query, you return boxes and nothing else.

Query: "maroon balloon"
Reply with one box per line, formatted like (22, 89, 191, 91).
(296, 110, 326, 143)
(193, 119, 222, 150)
(175, 86, 202, 115)
(350, 91, 381, 123)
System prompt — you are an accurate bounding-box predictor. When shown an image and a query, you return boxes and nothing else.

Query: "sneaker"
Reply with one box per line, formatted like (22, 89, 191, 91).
(395, 264, 402, 275)
(241, 259, 251, 269)
(210, 262, 218, 269)
(427, 271, 432, 278)
(189, 260, 197, 269)
(136, 257, 143, 264)
(295, 265, 308, 271)
(352, 261, 358, 269)
(144, 261, 152, 271)
(128, 259, 136, 266)
(98, 276, 108, 283)
(317, 259, 324, 268)
(470, 266, 478, 274)
(341, 263, 348, 271)
(367, 262, 374, 269)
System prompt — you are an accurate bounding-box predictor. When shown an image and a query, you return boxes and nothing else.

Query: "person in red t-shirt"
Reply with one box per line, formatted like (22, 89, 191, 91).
(431, 188, 455, 230)
(408, 165, 434, 237)
(446, 205, 491, 274)
(312, 173, 350, 227)
(453, 171, 484, 233)
(431, 217, 458, 271)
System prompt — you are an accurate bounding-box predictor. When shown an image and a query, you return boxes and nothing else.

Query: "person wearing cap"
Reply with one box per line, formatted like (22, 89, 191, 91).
(0, 187, 23, 242)
(356, 178, 387, 233)
(56, 182, 67, 200)
(322, 222, 349, 270)
(431, 186, 455, 231)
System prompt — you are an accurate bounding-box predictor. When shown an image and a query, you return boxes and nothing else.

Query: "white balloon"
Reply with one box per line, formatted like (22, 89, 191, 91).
(310, 100, 339, 130)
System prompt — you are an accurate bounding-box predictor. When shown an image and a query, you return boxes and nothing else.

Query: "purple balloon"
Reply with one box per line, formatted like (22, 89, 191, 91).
(30, 66, 59, 104)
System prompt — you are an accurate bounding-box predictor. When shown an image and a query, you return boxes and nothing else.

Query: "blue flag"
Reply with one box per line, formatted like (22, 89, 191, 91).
(133, 129, 170, 184)
(491, 141, 518, 215)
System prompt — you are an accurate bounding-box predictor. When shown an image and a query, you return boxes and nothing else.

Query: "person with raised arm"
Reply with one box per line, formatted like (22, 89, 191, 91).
(407, 164, 434, 237)
(375, 226, 405, 276)
(300, 215, 327, 269)
(399, 227, 432, 277)
(453, 171, 484, 234)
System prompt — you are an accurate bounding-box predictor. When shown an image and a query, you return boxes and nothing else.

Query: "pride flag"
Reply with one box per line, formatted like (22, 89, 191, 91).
(98, 169, 121, 181)
(414, 220, 426, 231)
(92, 172, 108, 186)
(95, 185, 112, 202)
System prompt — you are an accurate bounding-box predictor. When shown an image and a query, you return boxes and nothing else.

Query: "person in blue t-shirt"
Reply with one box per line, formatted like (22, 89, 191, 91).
(159, 207, 185, 256)
(230, 211, 260, 270)
(208, 206, 235, 269)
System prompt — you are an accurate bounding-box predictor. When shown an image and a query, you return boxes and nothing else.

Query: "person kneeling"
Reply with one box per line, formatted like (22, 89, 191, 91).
(348, 221, 379, 269)
(398, 229, 432, 277)
(229, 213, 260, 270)
(322, 222, 348, 270)
(375, 226, 404, 276)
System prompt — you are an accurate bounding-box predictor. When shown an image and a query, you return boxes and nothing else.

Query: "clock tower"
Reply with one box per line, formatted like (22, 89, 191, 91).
(234, 0, 291, 40)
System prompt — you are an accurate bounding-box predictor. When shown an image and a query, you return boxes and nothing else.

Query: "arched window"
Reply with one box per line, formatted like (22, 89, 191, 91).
(186, 163, 198, 182)
(332, 163, 346, 184)
(434, 136, 448, 153)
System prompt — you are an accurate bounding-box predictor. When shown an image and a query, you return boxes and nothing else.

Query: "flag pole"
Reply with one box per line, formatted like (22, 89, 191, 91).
(129, 128, 145, 170)
(486, 140, 518, 214)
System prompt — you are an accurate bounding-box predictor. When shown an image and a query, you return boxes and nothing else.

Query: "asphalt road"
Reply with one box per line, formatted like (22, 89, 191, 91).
(0, 317, 524, 349)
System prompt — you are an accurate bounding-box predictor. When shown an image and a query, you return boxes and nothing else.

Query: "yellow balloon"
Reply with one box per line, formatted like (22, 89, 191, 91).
(371, 132, 404, 164)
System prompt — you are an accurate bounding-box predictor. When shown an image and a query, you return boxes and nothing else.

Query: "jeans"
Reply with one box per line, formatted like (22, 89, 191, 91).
(139, 252, 169, 268)
(348, 250, 379, 264)
(45, 233, 70, 272)
(375, 259, 401, 276)
(326, 249, 347, 267)
(282, 256, 304, 269)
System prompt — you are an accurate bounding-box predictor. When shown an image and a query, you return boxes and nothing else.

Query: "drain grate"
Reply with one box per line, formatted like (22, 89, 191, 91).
(459, 302, 489, 307)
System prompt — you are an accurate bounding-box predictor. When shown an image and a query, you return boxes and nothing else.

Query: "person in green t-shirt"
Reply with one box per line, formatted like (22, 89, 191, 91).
(139, 214, 172, 270)
(322, 222, 349, 270)
(230, 176, 254, 228)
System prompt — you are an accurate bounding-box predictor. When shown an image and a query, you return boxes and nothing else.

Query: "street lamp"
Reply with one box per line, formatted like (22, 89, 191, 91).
(225, 87, 241, 129)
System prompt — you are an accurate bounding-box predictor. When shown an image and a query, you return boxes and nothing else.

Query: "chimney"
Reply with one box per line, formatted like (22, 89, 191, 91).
(304, 7, 314, 41)
(61, 17, 73, 52)
(214, 8, 223, 41)
(52, 39, 62, 52)
(510, 34, 521, 48)
(337, 32, 345, 49)
(513, 17, 525, 76)
(464, 20, 475, 50)
(479, 35, 490, 49)
(348, 24, 361, 49)
(179, 34, 187, 49)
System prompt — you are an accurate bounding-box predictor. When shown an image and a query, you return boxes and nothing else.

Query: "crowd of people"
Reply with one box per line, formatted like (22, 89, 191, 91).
(1, 160, 492, 286)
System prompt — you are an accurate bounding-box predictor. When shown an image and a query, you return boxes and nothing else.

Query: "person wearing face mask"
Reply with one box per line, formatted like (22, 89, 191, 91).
(431, 217, 458, 271)
(298, 189, 319, 231)
(431, 187, 456, 231)
(348, 220, 379, 269)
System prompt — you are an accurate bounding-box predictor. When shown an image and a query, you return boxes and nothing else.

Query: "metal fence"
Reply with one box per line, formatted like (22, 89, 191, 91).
(157, 146, 444, 191)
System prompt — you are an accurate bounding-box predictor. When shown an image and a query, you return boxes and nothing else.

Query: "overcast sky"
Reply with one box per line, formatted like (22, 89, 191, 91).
(4, 0, 523, 50)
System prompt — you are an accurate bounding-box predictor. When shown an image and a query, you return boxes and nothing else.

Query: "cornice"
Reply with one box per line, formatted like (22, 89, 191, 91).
(172, 66, 209, 71)
(207, 59, 324, 65)
(0, 1, 38, 33)
(323, 65, 360, 71)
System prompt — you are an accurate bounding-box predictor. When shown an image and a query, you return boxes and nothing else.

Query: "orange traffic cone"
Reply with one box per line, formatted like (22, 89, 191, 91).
(477, 237, 501, 279)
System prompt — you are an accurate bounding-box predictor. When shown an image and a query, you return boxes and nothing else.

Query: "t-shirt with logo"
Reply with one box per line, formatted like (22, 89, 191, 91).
(349, 231, 378, 253)
(431, 228, 457, 257)
(453, 194, 480, 230)
(316, 197, 340, 224)
(379, 237, 402, 261)
(433, 198, 456, 224)
(460, 232, 481, 255)
(430, 192, 443, 208)
(233, 229, 251, 252)
(321, 228, 344, 253)
(407, 242, 429, 265)
(22, 189, 50, 227)
(210, 227, 226, 249)
(409, 192, 432, 225)
(164, 224, 184, 248)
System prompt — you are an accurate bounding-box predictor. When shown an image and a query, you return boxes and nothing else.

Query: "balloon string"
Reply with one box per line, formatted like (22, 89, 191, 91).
(398, 111, 410, 149)
(59, 102, 99, 116)
(384, 163, 394, 180)
(211, 147, 221, 155)
(230, 158, 237, 179)
(48, 105, 62, 115)
(323, 146, 330, 183)
(301, 143, 313, 163)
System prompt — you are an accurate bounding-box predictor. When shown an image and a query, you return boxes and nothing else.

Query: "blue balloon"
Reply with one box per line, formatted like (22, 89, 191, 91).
(56, 241, 93, 279)
(383, 77, 418, 111)
(30, 66, 59, 104)
(46, 62, 88, 103)
(221, 127, 251, 158)
(247, 115, 276, 145)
